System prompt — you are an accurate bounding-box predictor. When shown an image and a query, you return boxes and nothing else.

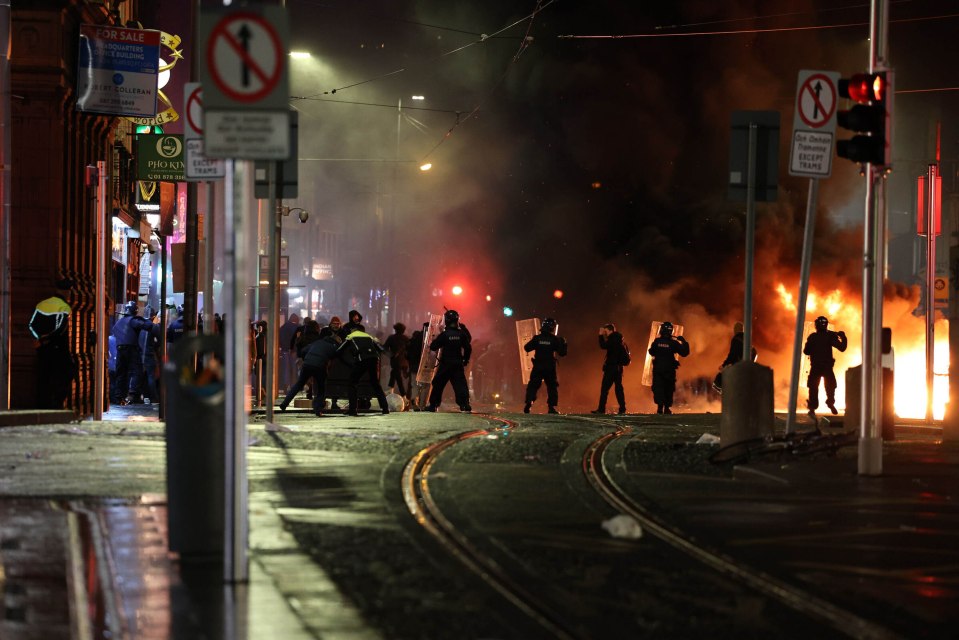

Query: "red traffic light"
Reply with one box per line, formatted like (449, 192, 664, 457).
(839, 73, 884, 104)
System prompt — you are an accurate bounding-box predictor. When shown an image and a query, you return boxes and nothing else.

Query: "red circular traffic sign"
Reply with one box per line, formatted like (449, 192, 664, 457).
(186, 86, 204, 136)
(798, 73, 836, 129)
(206, 12, 285, 104)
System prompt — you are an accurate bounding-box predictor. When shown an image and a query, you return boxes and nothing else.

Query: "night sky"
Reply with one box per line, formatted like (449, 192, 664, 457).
(231, 0, 959, 410)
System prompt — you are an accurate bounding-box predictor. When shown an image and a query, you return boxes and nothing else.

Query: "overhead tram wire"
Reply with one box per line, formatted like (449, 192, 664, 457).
(652, 0, 918, 31)
(417, 0, 554, 164)
(558, 10, 959, 39)
(294, 0, 559, 98)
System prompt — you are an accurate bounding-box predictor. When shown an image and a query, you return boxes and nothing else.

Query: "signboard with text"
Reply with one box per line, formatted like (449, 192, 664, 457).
(136, 134, 185, 182)
(77, 25, 160, 117)
(789, 69, 840, 178)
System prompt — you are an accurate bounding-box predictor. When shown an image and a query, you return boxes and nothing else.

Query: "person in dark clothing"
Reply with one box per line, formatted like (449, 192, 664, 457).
(648, 321, 690, 414)
(318, 316, 342, 340)
(712, 321, 757, 394)
(28, 278, 75, 409)
(139, 307, 162, 404)
(523, 317, 568, 414)
(278, 313, 301, 391)
(803, 315, 848, 420)
(593, 323, 630, 415)
(407, 325, 427, 410)
(166, 306, 185, 347)
(293, 319, 321, 400)
(251, 320, 268, 401)
(339, 310, 365, 338)
(111, 301, 151, 404)
(383, 323, 411, 399)
(337, 328, 390, 415)
(279, 335, 340, 416)
(425, 310, 472, 412)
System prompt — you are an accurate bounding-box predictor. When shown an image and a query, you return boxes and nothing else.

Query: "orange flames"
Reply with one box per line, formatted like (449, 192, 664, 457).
(775, 283, 948, 420)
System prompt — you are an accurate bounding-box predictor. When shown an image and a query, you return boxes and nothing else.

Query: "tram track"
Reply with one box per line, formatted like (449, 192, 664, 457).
(400, 415, 584, 640)
(577, 415, 901, 640)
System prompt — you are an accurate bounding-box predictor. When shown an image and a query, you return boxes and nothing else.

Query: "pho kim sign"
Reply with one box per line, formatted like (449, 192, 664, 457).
(136, 134, 185, 182)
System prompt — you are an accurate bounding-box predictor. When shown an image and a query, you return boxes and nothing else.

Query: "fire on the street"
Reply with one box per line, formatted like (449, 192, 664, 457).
(775, 283, 948, 420)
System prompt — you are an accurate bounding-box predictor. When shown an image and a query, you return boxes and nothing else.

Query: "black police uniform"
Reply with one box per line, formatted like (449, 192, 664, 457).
(523, 326, 567, 413)
(337, 330, 390, 415)
(111, 305, 151, 403)
(648, 329, 690, 413)
(427, 321, 472, 412)
(803, 325, 847, 414)
(595, 330, 629, 414)
(280, 336, 340, 416)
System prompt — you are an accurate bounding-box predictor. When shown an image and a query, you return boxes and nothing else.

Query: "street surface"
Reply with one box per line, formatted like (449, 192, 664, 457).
(0, 408, 955, 639)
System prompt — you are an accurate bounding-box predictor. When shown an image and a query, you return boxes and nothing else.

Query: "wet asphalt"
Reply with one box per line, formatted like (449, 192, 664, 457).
(0, 403, 955, 639)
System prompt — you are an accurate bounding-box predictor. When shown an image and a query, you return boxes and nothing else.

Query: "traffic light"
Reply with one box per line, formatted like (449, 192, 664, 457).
(836, 71, 893, 167)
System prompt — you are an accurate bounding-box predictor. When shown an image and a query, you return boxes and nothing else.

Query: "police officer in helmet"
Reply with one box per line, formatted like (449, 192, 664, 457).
(803, 315, 847, 420)
(523, 317, 567, 414)
(648, 321, 690, 414)
(111, 301, 151, 404)
(425, 310, 472, 412)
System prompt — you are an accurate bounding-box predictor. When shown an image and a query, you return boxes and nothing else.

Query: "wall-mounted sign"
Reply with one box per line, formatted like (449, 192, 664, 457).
(77, 25, 160, 117)
(136, 134, 185, 182)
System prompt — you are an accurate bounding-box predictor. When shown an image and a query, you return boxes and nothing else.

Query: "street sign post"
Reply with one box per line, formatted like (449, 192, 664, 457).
(789, 70, 840, 179)
(183, 83, 226, 180)
(77, 25, 160, 117)
(785, 70, 839, 434)
(199, 7, 290, 160)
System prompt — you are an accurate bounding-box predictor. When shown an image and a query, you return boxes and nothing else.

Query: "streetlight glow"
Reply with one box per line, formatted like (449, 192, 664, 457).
(411, 95, 425, 100)
(289, 51, 311, 59)
(419, 163, 432, 171)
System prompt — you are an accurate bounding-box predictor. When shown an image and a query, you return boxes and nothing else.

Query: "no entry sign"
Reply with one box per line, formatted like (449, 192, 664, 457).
(789, 69, 840, 179)
(199, 7, 289, 111)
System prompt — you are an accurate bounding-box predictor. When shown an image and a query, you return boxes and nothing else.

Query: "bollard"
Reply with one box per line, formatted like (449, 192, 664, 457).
(720, 361, 774, 445)
(163, 334, 226, 561)
(844, 365, 895, 440)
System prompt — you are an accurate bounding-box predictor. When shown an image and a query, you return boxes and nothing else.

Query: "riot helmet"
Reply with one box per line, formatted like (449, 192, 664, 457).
(444, 309, 460, 327)
(815, 316, 828, 331)
(541, 317, 557, 335)
(660, 321, 673, 337)
(123, 301, 138, 316)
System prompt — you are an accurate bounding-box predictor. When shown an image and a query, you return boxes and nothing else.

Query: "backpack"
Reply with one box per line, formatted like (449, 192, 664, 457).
(621, 342, 631, 366)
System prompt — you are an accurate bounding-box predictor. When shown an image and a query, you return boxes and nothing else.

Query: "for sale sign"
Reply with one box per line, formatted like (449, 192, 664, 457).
(77, 25, 161, 117)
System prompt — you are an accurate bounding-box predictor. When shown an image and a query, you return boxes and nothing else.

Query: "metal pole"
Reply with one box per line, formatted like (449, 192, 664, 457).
(94, 161, 108, 420)
(158, 234, 167, 420)
(204, 181, 215, 334)
(224, 158, 249, 582)
(786, 179, 820, 433)
(742, 123, 757, 361)
(859, 0, 888, 476)
(925, 164, 937, 423)
(0, 0, 11, 409)
(265, 163, 277, 421)
(388, 98, 401, 328)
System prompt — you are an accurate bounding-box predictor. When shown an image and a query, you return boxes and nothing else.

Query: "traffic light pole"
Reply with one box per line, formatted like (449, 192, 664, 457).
(859, 0, 889, 476)
(742, 123, 757, 362)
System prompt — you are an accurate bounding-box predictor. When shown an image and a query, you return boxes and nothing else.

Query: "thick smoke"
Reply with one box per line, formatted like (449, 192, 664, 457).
(285, 0, 954, 412)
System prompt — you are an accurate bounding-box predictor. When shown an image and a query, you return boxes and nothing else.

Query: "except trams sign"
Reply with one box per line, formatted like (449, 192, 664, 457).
(789, 70, 840, 179)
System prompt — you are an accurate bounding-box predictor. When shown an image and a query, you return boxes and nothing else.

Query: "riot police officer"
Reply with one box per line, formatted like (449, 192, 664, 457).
(523, 317, 567, 414)
(425, 310, 472, 412)
(111, 301, 151, 404)
(803, 315, 847, 420)
(648, 321, 689, 414)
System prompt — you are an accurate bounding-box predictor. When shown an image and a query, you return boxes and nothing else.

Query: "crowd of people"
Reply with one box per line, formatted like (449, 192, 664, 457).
(30, 278, 851, 420)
